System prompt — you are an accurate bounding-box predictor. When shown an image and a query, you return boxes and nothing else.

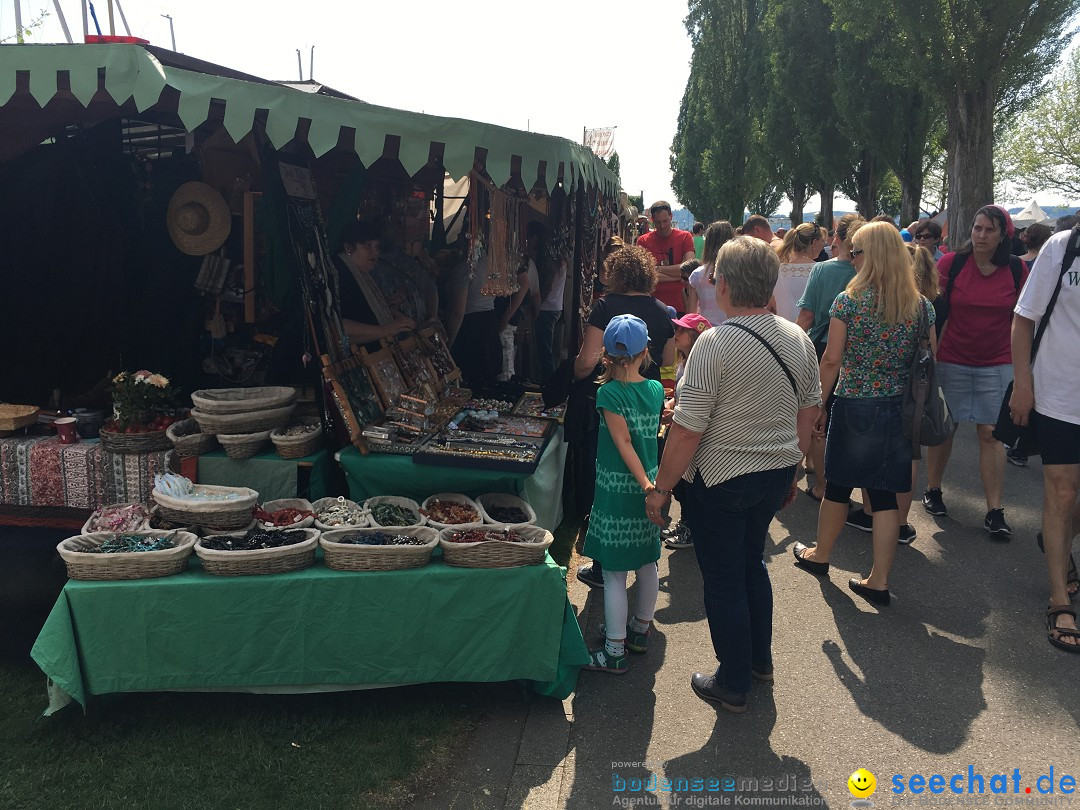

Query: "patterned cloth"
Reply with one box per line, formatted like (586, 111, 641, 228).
(582, 379, 664, 571)
(829, 289, 935, 398)
(0, 437, 170, 508)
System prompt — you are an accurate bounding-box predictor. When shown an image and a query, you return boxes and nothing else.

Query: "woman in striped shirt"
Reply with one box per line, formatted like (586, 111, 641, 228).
(646, 236, 821, 713)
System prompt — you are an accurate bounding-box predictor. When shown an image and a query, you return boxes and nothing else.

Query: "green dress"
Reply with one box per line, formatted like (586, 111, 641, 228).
(582, 378, 664, 571)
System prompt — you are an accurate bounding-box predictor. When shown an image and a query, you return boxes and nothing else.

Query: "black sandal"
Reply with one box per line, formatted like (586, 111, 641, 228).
(1047, 605, 1080, 653)
(1036, 533, 1079, 599)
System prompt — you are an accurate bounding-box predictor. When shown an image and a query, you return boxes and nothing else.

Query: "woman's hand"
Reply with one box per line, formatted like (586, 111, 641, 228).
(813, 404, 828, 435)
(385, 316, 416, 337)
(661, 397, 675, 425)
(644, 488, 672, 528)
(780, 474, 799, 509)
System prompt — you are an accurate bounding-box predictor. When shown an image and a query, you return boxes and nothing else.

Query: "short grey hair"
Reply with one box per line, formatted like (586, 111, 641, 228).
(714, 236, 779, 308)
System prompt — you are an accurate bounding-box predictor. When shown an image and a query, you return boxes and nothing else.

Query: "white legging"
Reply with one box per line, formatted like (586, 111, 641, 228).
(602, 564, 660, 639)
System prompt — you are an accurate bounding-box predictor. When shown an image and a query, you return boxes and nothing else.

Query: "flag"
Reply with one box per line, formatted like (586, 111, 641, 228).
(584, 127, 616, 159)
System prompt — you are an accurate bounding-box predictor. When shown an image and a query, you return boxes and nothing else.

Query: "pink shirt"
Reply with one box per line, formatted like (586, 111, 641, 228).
(937, 253, 1028, 366)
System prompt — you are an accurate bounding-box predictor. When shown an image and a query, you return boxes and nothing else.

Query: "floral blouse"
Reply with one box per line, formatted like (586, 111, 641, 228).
(829, 288, 935, 398)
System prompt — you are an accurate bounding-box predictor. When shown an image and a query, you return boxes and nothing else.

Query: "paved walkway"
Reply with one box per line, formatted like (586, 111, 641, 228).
(416, 430, 1080, 809)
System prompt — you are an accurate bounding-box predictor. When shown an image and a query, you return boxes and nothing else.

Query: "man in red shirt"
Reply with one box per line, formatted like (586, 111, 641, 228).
(636, 201, 696, 315)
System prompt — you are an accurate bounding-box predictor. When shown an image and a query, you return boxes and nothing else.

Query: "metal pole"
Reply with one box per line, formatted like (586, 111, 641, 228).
(14, 0, 24, 43)
(161, 14, 176, 50)
(114, 0, 131, 35)
(81, 0, 89, 38)
(309, 45, 314, 81)
(296, 49, 303, 81)
(52, 0, 73, 42)
(107, 0, 115, 35)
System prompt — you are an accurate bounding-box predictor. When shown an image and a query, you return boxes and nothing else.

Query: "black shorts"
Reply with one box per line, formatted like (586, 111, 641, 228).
(1033, 411, 1080, 466)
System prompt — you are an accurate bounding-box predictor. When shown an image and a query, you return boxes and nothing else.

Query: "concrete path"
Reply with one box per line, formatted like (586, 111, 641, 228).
(416, 429, 1080, 809)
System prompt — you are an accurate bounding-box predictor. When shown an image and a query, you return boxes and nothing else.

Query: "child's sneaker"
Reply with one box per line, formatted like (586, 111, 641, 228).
(584, 647, 627, 674)
(600, 623, 650, 653)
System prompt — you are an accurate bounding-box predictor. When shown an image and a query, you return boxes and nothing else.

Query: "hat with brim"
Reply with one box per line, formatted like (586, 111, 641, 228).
(604, 314, 650, 358)
(167, 182, 232, 256)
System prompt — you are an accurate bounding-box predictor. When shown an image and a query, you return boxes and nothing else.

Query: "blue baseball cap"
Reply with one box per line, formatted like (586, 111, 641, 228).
(900, 228, 913, 242)
(603, 314, 649, 357)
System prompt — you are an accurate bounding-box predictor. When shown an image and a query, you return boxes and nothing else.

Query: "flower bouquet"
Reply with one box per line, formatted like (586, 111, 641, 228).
(100, 370, 180, 454)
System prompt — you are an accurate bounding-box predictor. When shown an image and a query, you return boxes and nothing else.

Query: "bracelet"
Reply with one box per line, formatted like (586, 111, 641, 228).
(652, 487, 673, 496)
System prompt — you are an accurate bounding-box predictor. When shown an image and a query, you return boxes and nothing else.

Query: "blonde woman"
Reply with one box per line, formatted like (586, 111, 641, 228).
(792, 222, 936, 607)
(774, 223, 827, 322)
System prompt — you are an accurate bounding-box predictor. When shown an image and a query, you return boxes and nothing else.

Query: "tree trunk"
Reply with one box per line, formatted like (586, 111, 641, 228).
(900, 176, 923, 226)
(789, 181, 807, 226)
(817, 183, 834, 228)
(853, 151, 877, 219)
(945, 79, 995, 251)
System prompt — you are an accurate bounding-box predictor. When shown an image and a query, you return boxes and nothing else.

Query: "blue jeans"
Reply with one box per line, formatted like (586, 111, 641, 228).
(535, 310, 562, 382)
(682, 465, 795, 693)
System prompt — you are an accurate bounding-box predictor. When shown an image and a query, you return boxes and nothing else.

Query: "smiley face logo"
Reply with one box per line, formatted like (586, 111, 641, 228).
(848, 769, 877, 798)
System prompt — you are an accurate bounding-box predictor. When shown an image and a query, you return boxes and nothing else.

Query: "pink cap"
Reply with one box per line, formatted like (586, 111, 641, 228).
(672, 313, 713, 333)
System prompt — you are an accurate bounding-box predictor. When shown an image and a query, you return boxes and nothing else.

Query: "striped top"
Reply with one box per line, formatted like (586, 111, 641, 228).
(672, 314, 821, 487)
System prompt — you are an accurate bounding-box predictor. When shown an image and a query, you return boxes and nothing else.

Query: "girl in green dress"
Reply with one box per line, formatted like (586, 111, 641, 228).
(583, 315, 665, 674)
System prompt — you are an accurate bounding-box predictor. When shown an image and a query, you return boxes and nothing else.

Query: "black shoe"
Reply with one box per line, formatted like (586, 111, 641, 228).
(845, 507, 874, 532)
(922, 488, 947, 516)
(576, 562, 604, 589)
(1006, 446, 1029, 467)
(848, 578, 890, 606)
(663, 522, 694, 549)
(985, 508, 1013, 539)
(690, 671, 748, 713)
(751, 664, 774, 682)
(898, 524, 917, 545)
(792, 542, 829, 576)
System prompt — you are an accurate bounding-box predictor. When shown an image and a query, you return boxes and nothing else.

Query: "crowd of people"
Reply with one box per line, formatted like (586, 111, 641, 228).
(573, 200, 1080, 714)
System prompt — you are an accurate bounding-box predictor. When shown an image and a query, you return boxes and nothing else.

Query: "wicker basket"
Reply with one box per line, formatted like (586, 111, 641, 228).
(320, 526, 439, 572)
(201, 519, 256, 536)
(190, 403, 296, 435)
(167, 418, 218, 457)
(100, 427, 173, 454)
(476, 493, 537, 526)
(194, 528, 319, 576)
(438, 524, 553, 568)
(364, 496, 425, 528)
(0, 404, 39, 432)
(257, 498, 315, 530)
(57, 531, 198, 580)
(216, 430, 272, 459)
(312, 496, 368, 531)
(143, 506, 199, 534)
(270, 423, 324, 459)
(82, 502, 150, 535)
(190, 386, 298, 414)
(152, 484, 258, 530)
(421, 493, 483, 531)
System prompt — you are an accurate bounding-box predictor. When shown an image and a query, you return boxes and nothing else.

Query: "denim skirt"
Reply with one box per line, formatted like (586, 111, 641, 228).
(937, 362, 1012, 424)
(824, 395, 912, 492)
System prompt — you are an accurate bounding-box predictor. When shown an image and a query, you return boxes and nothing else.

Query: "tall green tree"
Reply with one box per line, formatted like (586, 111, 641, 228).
(826, 0, 1079, 243)
(672, 0, 771, 222)
(605, 151, 621, 179)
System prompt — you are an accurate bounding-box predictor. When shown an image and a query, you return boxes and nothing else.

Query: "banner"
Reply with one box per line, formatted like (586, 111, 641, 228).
(584, 127, 616, 159)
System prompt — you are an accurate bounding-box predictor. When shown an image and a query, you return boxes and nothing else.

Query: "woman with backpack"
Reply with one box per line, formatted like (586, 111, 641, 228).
(921, 205, 1029, 539)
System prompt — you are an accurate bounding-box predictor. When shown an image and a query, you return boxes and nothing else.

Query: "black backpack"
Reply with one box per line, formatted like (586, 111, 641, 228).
(937, 250, 1025, 332)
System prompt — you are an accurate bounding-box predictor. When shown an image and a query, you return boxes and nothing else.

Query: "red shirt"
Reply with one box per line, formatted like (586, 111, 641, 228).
(937, 252, 1028, 366)
(637, 228, 695, 311)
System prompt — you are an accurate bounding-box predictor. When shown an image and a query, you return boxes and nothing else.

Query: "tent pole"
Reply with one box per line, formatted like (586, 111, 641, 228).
(106, 0, 114, 35)
(14, 0, 24, 43)
(81, 0, 89, 38)
(52, 0, 73, 42)
(114, 0, 131, 36)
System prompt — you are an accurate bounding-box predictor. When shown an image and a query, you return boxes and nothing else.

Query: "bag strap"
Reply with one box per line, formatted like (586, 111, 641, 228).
(722, 321, 799, 398)
(1031, 223, 1080, 361)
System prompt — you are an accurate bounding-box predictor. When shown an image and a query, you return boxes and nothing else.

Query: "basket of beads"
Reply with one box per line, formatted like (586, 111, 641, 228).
(81, 502, 150, 535)
(151, 473, 258, 531)
(194, 527, 319, 576)
(320, 526, 439, 572)
(270, 423, 323, 459)
(58, 531, 198, 580)
(364, 496, 425, 528)
(438, 524, 553, 569)
(475, 493, 537, 526)
(312, 497, 368, 531)
(255, 499, 315, 530)
(420, 493, 483, 531)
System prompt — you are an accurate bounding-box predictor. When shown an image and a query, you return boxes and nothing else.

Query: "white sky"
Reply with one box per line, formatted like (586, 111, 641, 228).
(2, 0, 1077, 217)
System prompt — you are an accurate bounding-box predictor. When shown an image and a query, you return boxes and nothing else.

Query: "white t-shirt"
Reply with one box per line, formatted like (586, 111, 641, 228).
(541, 261, 567, 312)
(773, 262, 816, 322)
(688, 264, 726, 326)
(1015, 228, 1080, 425)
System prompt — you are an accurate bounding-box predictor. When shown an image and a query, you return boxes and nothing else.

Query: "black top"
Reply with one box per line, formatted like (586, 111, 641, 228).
(587, 293, 675, 378)
(334, 254, 382, 354)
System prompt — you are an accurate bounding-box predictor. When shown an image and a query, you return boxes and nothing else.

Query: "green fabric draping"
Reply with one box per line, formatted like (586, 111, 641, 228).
(30, 551, 589, 712)
(337, 431, 568, 532)
(0, 45, 618, 193)
(197, 448, 331, 502)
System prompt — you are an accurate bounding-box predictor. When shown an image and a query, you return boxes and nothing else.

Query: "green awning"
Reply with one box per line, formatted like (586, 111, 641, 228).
(0, 44, 618, 193)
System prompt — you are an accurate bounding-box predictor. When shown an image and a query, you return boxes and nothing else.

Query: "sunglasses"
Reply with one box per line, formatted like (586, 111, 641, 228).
(914, 233, 937, 241)
(851, 248, 864, 257)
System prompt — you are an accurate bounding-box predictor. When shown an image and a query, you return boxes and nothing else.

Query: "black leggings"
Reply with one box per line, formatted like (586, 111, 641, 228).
(824, 483, 898, 512)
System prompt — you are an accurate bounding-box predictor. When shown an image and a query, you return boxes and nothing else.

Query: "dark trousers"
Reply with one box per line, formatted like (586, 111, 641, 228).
(683, 465, 795, 693)
(535, 310, 562, 382)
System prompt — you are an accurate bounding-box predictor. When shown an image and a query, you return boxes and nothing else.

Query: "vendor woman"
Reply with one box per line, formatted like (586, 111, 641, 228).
(335, 220, 416, 351)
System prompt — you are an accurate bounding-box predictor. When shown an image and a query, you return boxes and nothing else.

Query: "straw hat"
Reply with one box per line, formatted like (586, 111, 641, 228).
(167, 182, 232, 255)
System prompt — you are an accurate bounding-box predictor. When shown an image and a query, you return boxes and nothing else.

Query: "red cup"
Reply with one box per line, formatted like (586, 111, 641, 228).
(55, 417, 78, 444)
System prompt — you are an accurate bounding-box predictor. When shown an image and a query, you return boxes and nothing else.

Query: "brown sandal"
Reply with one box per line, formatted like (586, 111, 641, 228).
(1046, 605, 1080, 654)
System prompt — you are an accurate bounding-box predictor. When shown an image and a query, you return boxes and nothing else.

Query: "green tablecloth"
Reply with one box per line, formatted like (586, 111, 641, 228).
(31, 551, 588, 714)
(197, 448, 332, 501)
(337, 429, 568, 531)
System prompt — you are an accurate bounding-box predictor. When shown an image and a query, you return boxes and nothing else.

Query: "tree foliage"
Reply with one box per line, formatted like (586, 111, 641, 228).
(605, 151, 621, 179)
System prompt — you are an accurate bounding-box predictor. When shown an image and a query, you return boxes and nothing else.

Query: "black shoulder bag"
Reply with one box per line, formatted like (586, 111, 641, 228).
(992, 225, 1080, 454)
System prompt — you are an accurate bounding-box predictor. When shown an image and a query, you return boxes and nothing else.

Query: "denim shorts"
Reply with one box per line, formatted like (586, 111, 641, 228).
(824, 395, 912, 493)
(937, 362, 1012, 425)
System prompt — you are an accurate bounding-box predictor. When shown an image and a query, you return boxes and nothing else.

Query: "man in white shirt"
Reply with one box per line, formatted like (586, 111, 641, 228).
(1010, 225, 1080, 652)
